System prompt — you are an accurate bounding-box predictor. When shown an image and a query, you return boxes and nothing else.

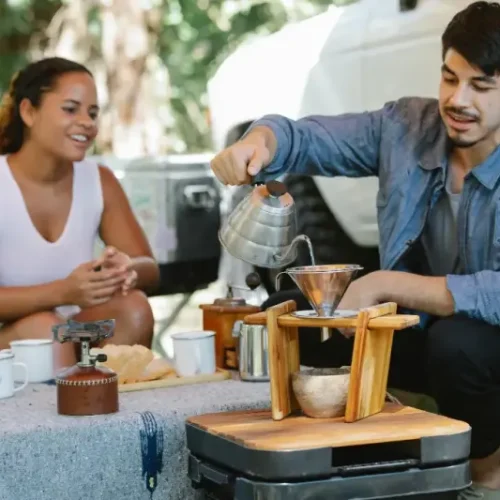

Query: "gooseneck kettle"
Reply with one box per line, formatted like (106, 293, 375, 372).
(219, 180, 313, 269)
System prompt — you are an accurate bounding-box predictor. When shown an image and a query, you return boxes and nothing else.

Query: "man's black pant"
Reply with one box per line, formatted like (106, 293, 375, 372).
(262, 290, 500, 460)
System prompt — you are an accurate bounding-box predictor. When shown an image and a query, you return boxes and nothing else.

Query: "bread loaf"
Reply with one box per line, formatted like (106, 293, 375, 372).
(92, 344, 177, 384)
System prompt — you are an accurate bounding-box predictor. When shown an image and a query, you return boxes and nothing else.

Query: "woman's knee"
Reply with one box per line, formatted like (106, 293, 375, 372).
(0, 311, 62, 348)
(109, 290, 154, 346)
(122, 290, 154, 329)
(77, 290, 154, 347)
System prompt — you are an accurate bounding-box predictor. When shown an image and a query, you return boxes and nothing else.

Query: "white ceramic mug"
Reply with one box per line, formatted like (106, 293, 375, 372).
(0, 350, 28, 399)
(170, 331, 216, 377)
(10, 339, 54, 383)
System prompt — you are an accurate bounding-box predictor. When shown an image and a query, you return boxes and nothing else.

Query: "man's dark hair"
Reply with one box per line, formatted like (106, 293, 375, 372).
(442, 1, 500, 76)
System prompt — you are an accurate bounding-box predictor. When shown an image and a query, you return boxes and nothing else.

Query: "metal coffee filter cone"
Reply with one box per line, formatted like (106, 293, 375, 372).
(284, 265, 363, 317)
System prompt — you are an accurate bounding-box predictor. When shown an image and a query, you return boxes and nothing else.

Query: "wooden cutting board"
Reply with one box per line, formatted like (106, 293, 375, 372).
(187, 403, 471, 451)
(118, 368, 231, 393)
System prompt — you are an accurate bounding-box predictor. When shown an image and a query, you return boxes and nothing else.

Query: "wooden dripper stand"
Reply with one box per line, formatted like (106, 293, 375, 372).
(244, 298, 419, 422)
(241, 263, 421, 422)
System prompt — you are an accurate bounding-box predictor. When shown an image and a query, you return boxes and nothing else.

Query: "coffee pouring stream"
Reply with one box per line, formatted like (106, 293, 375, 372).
(219, 180, 316, 269)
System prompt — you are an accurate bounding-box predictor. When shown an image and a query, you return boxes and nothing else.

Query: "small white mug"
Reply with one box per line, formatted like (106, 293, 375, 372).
(170, 331, 216, 377)
(0, 349, 28, 399)
(10, 339, 54, 383)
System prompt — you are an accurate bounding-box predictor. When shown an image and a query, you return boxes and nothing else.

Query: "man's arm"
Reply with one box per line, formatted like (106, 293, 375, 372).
(446, 271, 500, 325)
(370, 270, 499, 326)
(244, 104, 392, 181)
(376, 271, 455, 317)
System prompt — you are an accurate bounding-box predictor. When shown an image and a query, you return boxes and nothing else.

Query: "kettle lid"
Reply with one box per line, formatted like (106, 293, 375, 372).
(257, 180, 292, 209)
(266, 180, 288, 197)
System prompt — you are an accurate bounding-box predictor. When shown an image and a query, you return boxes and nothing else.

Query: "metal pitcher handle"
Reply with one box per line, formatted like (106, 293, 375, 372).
(274, 271, 289, 292)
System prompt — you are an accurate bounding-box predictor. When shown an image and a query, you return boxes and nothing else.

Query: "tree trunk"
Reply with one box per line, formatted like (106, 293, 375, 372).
(31, 0, 171, 157)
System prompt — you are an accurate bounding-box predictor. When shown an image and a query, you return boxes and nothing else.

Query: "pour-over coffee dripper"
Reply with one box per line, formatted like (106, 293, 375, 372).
(275, 264, 363, 318)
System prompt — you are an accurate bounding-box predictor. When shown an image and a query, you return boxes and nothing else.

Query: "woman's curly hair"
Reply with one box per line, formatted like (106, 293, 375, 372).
(0, 57, 93, 154)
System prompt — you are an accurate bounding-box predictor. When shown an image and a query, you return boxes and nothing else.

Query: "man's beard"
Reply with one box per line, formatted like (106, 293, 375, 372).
(443, 106, 481, 148)
(447, 134, 479, 148)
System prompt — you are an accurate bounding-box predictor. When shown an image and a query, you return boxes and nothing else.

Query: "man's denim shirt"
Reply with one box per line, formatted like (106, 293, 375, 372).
(249, 97, 500, 327)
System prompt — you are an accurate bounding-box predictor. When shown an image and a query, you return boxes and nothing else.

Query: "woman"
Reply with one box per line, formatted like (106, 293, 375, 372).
(0, 56, 160, 369)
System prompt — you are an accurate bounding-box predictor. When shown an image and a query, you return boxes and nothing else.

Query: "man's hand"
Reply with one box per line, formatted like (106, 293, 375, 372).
(335, 269, 455, 337)
(100, 246, 138, 296)
(336, 271, 385, 337)
(337, 272, 384, 311)
(210, 126, 276, 185)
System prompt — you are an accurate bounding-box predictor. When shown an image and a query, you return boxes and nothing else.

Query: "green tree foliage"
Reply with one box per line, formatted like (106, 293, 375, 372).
(0, 0, 356, 152)
(0, 0, 61, 90)
(159, 0, 338, 151)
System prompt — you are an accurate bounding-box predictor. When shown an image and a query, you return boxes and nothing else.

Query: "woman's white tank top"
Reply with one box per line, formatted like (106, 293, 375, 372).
(0, 155, 104, 317)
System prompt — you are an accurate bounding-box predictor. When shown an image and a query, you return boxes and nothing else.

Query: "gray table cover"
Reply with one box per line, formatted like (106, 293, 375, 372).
(0, 379, 270, 500)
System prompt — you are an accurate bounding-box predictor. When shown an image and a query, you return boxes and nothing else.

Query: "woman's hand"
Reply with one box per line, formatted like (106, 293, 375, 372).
(62, 259, 127, 308)
(100, 246, 138, 296)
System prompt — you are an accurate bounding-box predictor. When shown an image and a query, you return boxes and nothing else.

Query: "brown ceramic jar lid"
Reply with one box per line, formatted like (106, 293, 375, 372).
(213, 296, 247, 306)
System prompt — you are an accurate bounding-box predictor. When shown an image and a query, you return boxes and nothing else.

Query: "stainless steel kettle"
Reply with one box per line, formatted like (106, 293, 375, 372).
(219, 180, 314, 269)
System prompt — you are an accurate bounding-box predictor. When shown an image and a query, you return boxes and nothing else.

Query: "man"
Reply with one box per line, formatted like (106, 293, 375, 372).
(210, 2, 500, 498)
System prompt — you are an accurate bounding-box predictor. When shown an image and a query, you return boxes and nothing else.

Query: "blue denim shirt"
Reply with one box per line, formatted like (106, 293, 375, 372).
(249, 97, 500, 326)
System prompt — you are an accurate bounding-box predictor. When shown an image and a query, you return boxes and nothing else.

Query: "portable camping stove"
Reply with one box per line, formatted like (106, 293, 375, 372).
(52, 319, 119, 416)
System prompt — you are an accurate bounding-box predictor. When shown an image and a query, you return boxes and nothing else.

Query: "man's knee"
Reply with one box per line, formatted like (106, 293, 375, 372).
(427, 315, 464, 365)
(427, 314, 498, 381)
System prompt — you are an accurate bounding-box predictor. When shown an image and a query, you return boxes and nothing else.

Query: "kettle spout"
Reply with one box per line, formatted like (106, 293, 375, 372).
(274, 235, 316, 291)
(274, 234, 315, 267)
